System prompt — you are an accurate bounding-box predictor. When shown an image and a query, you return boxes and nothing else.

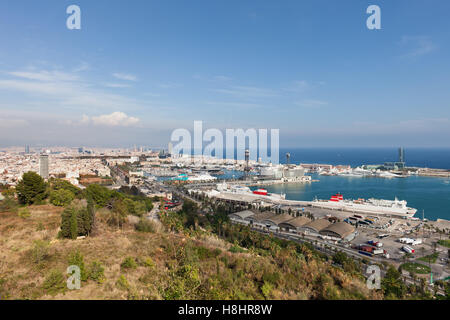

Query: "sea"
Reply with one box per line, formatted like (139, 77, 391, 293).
(158, 147, 450, 221)
(265, 148, 450, 221)
(278, 147, 450, 169)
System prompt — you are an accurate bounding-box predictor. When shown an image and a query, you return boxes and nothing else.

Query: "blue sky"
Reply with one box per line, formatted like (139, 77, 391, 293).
(0, 0, 449, 148)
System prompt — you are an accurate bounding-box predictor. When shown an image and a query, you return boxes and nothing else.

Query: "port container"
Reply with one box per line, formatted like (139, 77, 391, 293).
(360, 245, 374, 253)
(373, 249, 384, 255)
(368, 240, 379, 246)
(359, 250, 373, 257)
(399, 238, 414, 244)
(402, 245, 415, 254)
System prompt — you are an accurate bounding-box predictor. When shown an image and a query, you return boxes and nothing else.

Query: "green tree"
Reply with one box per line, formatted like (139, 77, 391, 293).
(50, 178, 81, 196)
(15, 172, 47, 205)
(68, 250, 87, 281)
(59, 201, 94, 239)
(50, 189, 75, 207)
(0, 189, 18, 213)
(106, 199, 128, 228)
(85, 184, 112, 207)
(381, 266, 406, 299)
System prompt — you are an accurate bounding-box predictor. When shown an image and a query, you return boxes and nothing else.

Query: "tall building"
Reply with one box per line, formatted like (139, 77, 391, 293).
(399, 147, 405, 163)
(25, 145, 30, 154)
(39, 154, 49, 179)
(168, 142, 173, 156)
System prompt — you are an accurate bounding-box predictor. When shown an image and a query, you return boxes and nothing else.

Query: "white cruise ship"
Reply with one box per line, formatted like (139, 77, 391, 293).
(312, 193, 417, 217)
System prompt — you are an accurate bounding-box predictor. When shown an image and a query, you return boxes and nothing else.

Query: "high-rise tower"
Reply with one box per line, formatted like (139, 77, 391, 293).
(398, 147, 405, 163)
(39, 154, 49, 179)
(244, 149, 250, 178)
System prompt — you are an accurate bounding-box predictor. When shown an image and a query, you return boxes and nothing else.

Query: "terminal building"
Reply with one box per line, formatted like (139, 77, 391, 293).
(259, 164, 310, 182)
(228, 210, 357, 240)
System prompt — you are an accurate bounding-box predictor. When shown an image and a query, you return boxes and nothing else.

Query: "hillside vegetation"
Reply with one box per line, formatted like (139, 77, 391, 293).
(0, 203, 384, 300)
(1, 173, 447, 300)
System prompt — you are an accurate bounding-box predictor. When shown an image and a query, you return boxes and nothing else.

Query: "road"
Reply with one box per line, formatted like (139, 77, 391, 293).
(231, 220, 446, 295)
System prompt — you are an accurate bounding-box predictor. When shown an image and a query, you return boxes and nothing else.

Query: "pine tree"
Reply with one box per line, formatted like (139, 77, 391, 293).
(16, 171, 47, 205)
(70, 208, 78, 239)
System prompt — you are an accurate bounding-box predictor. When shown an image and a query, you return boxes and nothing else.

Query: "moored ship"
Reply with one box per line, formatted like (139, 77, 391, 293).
(312, 193, 417, 217)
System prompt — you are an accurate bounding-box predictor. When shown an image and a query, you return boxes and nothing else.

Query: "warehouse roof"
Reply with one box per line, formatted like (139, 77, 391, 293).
(261, 214, 294, 226)
(279, 216, 311, 229)
(228, 210, 255, 220)
(320, 222, 356, 239)
(302, 219, 331, 233)
(249, 212, 276, 222)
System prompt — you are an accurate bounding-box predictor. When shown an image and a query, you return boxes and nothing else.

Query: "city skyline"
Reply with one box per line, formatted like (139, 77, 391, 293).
(1, 1, 450, 147)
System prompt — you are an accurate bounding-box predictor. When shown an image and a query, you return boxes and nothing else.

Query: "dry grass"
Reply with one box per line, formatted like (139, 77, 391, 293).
(0, 206, 233, 299)
(0, 205, 381, 300)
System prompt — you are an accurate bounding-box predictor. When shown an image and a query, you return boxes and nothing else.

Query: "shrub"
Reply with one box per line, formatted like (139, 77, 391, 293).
(142, 257, 155, 268)
(42, 270, 66, 296)
(195, 246, 221, 259)
(59, 201, 94, 239)
(88, 261, 105, 284)
(18, 207, 31, 219)
(124, 198, 147, 217)
(31, 240, 50, 265)
(135, 218, 156, 233)
(121, 257, 137, 270)
(68, 250, 87, 281)
(437, 239, 450, 248)
(0, 192, 18, 213)
(116, 275, 129, 290)
(50, 189, 75, 207)
(103, 199, 128, 228)
(261, 281, 273, 299)
(36, 222, 45, 231)
(229, 245, 245, 253)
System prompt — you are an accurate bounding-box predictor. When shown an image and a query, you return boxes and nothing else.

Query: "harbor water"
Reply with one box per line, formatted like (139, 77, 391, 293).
(260, 173, 450, 221)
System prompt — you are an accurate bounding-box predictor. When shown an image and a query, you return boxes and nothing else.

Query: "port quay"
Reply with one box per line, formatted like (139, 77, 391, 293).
(145, 150, 450, 288)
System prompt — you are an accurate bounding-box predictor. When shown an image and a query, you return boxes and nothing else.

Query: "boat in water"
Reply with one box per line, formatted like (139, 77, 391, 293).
(217, 184, 286, 201)
(312, 193, 417, 217)
(253, 188, 268, 195)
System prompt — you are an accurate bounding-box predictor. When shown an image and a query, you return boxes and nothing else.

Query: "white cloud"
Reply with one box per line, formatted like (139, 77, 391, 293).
(73, 62, 90, 72)
(7, 70, 79, 82)
(283, 80, 310, 93)
(112, 73, 137, 81)
(0, 68, 145, 112)
(213, 75, 232, 81)
(295, 99, 328, 108)
(204, 101, 261, 109)
(103, 83, 132, 88)
(89, 112, 140, 127)
(212, 85, 277, 98)
(400, 36, 437, 57)
(158, 82, 182, 89)
(0, 118, 28, 128)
